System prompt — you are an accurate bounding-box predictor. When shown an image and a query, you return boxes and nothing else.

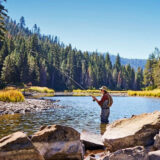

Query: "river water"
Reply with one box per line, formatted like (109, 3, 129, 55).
(0, 96, 160, 138)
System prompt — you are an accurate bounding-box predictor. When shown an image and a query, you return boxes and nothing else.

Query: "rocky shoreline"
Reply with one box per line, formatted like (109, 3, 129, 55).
(1, 111, 160, 160)
(0, 98, 60, 115)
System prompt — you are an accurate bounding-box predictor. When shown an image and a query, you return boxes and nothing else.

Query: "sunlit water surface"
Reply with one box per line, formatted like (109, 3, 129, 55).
(0, 96, 160, 138)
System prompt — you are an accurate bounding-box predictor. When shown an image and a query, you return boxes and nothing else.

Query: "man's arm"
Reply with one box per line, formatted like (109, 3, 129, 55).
(92, 95, 105, 106)
(92, 96, 99, 103)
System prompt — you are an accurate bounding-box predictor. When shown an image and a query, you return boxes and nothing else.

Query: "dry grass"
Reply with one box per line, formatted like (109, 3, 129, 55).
(128, 89, 160, 97)
(73, 89, 100, 96)
(0, 90, 25, 102)
(22, 86, 55, 93)
(72, 89, 127, 96)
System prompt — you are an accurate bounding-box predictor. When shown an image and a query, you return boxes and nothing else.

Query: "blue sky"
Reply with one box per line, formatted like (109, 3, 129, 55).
(5, 0, 160, 59)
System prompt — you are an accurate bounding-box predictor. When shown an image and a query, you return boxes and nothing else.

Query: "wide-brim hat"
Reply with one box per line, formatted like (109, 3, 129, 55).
(99, 86, 108, 92)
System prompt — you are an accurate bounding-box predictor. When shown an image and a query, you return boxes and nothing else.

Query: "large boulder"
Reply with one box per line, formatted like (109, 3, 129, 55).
(0, 131, 44, 160)
(148, 150, 160, 160)
(102, 111, 160, 152)
(154, 131, 160, 149)
(31, 125, 84, 160)
(102, 146, 147, 160)
(81, 130, 105, 150)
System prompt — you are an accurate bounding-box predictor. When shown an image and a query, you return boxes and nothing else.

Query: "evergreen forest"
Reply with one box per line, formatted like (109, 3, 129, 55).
(1, 0, 159, 91)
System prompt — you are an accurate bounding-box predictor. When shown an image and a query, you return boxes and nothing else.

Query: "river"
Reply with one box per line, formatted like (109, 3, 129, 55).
(0, 96, 160, 138)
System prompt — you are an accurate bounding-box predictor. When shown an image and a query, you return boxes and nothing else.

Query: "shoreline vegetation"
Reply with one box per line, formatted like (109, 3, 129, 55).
(21, 86, 55, 94)
(0, 86, 57, 115)
(72, 89, 127, 96)
(72, 89, 160, 98)
(1, 87, 160, 104)
(21, 86, 55, 99)
(128, 89, 160, 97)
(0, 86, 55, 102)
(0, 90, 25, 102)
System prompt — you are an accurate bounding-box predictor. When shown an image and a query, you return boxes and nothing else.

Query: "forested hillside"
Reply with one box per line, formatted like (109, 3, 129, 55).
(109, 55, 146, 70)
(0, 17, 145, 90)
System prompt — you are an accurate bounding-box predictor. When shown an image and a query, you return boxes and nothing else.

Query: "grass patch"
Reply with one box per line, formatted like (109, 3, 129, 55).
(73, 89, 101, 96)
(22, 86, 55, 94)
(128, 89, 160, 97)
(0, 90, 25, 102)
(32, 93, 54, 98)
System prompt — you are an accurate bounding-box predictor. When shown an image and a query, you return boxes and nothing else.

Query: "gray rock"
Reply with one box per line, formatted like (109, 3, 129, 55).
(14, 109, 21, 113)
(154, 131, 160, 149)
(0, 131, 44, 160)
(148, 150, 160, 160)
(31, 124, 84, 160)
(102, 146, 147, 160)
(102, 111, 160, 152)
(90, 156, 97, 160)
(81, 130, 105, 150)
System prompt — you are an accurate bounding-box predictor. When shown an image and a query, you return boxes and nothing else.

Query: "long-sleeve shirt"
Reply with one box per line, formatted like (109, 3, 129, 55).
(98, 93, 109, 107)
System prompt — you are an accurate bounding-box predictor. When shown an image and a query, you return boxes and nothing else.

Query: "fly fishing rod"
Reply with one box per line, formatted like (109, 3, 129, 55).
(30, 50, 97, 101)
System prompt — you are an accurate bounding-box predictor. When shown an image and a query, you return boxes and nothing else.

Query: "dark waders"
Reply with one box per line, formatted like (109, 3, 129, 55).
(101, 100, 110, 123)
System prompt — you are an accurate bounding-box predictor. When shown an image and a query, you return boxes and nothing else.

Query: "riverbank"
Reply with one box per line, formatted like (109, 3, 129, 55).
(0, 98, 60, 115)
(128, 89, 160, 98)
(54, 92, 128, 97)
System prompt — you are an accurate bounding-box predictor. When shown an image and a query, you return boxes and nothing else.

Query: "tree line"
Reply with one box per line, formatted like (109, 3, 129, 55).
(0, 16, 144, 91)
(143, 48, 160, 90)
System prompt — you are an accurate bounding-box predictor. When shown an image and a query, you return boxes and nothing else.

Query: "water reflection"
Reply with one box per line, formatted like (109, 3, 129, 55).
(100, 123, 108, 135)
(0, 114, 21, 138)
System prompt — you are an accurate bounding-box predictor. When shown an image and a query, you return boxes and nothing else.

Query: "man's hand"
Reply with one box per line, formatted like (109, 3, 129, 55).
(91, 95, 96, 101)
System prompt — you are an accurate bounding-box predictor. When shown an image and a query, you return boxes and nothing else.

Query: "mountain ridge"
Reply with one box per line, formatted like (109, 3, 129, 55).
(109, 55, 146, 70)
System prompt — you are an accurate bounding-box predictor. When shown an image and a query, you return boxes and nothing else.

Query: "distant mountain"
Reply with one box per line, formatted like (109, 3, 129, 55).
(109, 55, 146, 70)
(89, 52, 147, 70)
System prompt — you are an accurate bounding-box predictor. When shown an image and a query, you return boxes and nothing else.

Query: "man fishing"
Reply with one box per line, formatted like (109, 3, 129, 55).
(92, 86, 112, 124)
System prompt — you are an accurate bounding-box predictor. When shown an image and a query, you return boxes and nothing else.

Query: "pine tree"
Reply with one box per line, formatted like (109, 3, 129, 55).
(112, 68, 118, 89)
(27, 55, 40, 85)
(143, 59, 154, 87)
(114, 54, 121, 72)
(105, 53, 113, 88)
(1, 51, 20, 84)
(0, 40, 8, 72)
(0, 0, 7, 42)
(153, 60, 160, 88)
(19, 16, 25, 28)
(19, 39, 29, 83)
(135, 67, 143, 90)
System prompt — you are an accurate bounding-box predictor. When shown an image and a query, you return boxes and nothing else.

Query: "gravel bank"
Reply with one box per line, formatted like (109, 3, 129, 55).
(0, 99, 60, 115)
